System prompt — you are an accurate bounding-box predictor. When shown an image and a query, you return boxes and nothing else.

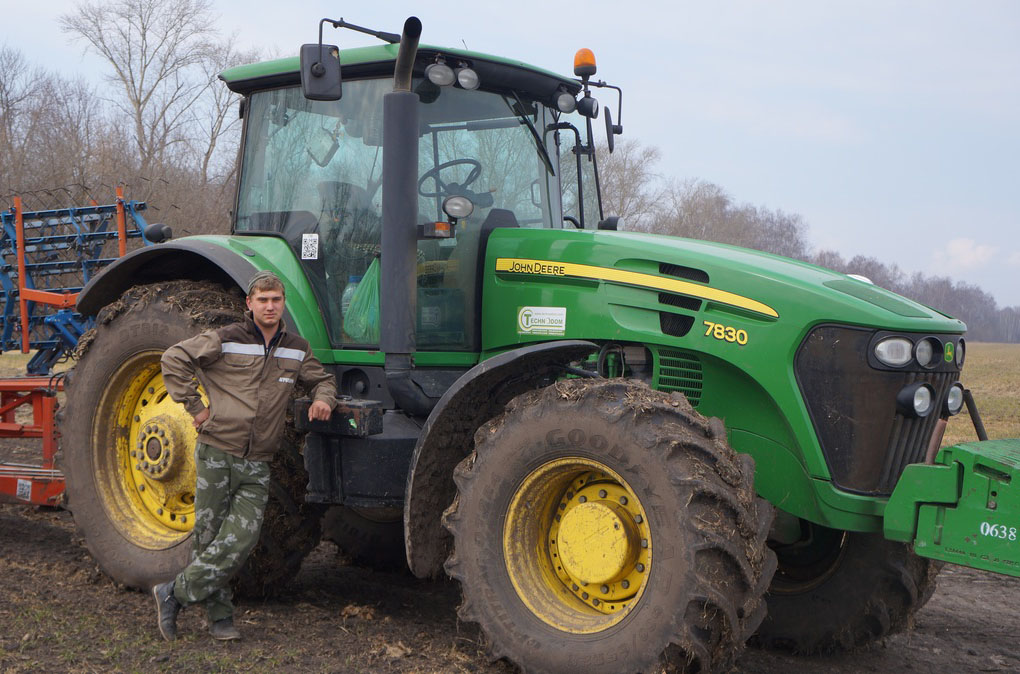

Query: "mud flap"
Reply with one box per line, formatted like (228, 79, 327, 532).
(885, 439, 1020, 578)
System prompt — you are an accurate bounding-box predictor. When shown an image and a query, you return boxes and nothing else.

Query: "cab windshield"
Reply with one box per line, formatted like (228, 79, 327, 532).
(235, 77, 597, 349)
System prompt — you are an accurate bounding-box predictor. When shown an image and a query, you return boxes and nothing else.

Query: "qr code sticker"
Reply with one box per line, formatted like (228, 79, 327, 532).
(16, 479, 31, 501)
(301, 233, 319, 260)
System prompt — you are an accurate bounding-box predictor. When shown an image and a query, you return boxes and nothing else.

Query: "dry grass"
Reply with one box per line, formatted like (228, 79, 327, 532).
(943, 343, 1020, 446)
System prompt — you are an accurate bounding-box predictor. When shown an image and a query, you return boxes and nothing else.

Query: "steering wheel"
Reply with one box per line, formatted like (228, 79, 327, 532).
(417, 158, 483, 198)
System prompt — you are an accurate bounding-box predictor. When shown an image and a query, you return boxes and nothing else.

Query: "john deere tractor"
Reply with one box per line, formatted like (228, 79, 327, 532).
(62, 16, 1020, 674)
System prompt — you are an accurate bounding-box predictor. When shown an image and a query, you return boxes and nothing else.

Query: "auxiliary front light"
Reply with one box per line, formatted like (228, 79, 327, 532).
(956, 339, 966, 368)
(945, 383, 965, 415)
(556, 91, 577, 113)
(425, 61, 455, 87)
(874, 336, 913, 367)
(442, 195, 473, 220)
(455, 65, 479, 90)
(896, 382, 935, 418)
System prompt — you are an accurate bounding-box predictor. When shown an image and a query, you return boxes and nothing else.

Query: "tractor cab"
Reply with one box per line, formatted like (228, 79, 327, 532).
(227, 43, 608, 352)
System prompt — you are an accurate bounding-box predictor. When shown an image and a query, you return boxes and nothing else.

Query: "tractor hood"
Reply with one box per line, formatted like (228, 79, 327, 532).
(484, 227, 965, 342)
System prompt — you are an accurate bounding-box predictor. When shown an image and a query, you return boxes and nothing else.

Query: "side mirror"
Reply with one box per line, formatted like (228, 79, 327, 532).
(597, 216, 623, 231)
(144, 223, 173, 243)
(300, 43, 342, 101)
(604, 105, 623, 153)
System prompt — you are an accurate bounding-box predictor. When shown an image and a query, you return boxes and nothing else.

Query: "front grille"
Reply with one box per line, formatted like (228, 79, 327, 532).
(654, 347, 703, 406)
(795, 325, 961, 495)
(879, 371, 956, 492)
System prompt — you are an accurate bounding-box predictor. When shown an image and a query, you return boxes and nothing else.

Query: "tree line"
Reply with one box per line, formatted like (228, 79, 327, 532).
(1, 0, 250, 232)
(2, 0, 1016, 343)
(598, 140, 1019, 343)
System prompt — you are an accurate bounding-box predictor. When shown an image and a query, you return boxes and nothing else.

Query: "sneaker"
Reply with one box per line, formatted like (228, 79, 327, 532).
(152, 580, 181, 641)
(209, 617, 241, 641)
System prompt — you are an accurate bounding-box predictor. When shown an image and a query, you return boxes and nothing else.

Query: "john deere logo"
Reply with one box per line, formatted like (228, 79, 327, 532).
(517, 306, 566, 335)
(944, 342, 954, 363)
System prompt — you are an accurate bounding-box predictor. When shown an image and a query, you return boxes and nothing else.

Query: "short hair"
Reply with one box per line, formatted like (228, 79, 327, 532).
(247, 270, 285, 298)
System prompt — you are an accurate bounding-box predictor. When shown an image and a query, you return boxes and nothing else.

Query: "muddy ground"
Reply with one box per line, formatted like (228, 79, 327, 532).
(1, 492, 1018, 673)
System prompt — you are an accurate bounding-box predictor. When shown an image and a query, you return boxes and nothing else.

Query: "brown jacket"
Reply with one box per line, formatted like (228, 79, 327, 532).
(160, 314, 337, 461)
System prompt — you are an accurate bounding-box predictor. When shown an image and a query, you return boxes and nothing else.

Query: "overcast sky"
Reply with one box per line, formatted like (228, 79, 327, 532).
(7, 1, 1019, 307)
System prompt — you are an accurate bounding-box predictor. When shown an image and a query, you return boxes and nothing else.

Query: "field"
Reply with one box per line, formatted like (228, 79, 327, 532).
(0, 344, 1018, 673)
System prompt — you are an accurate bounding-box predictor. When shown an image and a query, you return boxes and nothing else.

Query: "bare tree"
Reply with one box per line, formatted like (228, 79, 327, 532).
(60, 0, 216, 173)
(595, 139, 664, 230)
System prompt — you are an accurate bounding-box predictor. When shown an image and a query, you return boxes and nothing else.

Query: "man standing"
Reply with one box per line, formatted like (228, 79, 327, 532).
(152, 270, 336, 641)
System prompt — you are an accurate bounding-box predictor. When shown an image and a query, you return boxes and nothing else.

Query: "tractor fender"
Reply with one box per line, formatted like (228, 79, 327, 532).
(74, 238, 312, 339)
(77, 239, 260, 317)
(403, 339, 598, 578)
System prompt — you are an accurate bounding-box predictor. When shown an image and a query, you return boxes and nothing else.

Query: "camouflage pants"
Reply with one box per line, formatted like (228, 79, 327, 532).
(172, 442, 269, 622)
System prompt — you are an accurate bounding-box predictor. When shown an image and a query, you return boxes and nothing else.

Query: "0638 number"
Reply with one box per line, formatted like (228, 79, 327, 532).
(980, 522, 1017, 541)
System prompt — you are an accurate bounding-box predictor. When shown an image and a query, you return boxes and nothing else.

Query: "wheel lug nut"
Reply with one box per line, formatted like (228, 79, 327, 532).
(592, 598, 600, 606)
(135, 464, 141, 471)
(598, 489, 607, 499)
(578, 496, 587, 503)
(600, 585, 609, 594)
(130, 451, 137, 458)
(641, 539, 648, 548)
(571, 584, 579, 591)
(134, 415, 140, 422)
(138, 484, 145, 492)
(634, 515, 643, 524)
(619, 496, 628, 505)
(636, 563, 645, 572)
(148, 387, 155, 394)
(181, 516, 187, 523)
(581, 592, 589, 600)
(158, 430, 165, 437)
(622, 580, 630, 589)
(157, 508, 163, 515)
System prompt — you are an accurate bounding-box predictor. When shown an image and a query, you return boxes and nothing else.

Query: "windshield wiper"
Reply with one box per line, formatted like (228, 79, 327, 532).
(505, 92, 555, 176)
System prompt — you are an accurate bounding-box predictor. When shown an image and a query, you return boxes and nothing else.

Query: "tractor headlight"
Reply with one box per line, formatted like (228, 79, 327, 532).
(914, 337, 941, 369)
(874, 336, 913, 367)
(956, 339, 965, 368)
(944, 383, 965, 415)
(897, 382, 935, 418)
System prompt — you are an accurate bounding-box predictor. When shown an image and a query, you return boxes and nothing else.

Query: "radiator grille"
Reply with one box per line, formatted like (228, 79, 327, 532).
(655, 348, 703, 406)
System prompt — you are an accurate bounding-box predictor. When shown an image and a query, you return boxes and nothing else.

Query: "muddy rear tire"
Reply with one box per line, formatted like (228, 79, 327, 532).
(322, 505, 406, 571)
(443, 378, 776, 674)
(753, 524, 939, 653)
(62, 281, 321, 596)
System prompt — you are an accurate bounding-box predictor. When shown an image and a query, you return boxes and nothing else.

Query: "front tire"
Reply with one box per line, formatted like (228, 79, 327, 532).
(443, 379, 776, 674)
(62, 280, 321, 595)
(753, 524, 940, 653)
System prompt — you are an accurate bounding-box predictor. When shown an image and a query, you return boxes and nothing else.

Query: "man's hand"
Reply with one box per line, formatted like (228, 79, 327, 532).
(308, 400, 332, 422)
(193, 407, 210, 429)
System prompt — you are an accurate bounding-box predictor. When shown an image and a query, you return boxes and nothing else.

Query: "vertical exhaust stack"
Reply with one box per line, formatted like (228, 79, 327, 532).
(381, 17, 432, 417)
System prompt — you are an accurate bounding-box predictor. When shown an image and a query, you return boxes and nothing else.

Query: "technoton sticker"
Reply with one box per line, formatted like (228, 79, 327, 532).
(517, 307, 566, 335)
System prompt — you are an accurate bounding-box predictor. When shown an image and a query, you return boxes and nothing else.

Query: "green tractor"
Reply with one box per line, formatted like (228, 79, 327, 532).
(61, 16, 1020, 673)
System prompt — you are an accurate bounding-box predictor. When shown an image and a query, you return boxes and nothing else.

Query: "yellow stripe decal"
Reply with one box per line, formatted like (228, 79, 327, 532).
(495, 258, 779, 319)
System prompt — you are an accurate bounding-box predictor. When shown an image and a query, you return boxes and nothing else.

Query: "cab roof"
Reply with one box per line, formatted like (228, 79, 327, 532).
(219, 43, 580, 98)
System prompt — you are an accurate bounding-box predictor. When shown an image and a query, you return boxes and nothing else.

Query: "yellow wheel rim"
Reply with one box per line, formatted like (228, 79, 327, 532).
(92, 351, 202, 549)
(503, 458, 651, 634)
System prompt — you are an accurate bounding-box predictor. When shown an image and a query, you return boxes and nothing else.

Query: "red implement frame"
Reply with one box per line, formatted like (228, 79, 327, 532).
(0, 377, 65, 506)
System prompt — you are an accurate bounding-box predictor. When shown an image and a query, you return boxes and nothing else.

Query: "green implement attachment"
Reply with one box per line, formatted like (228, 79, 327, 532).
(885, 439, 1020, 577)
